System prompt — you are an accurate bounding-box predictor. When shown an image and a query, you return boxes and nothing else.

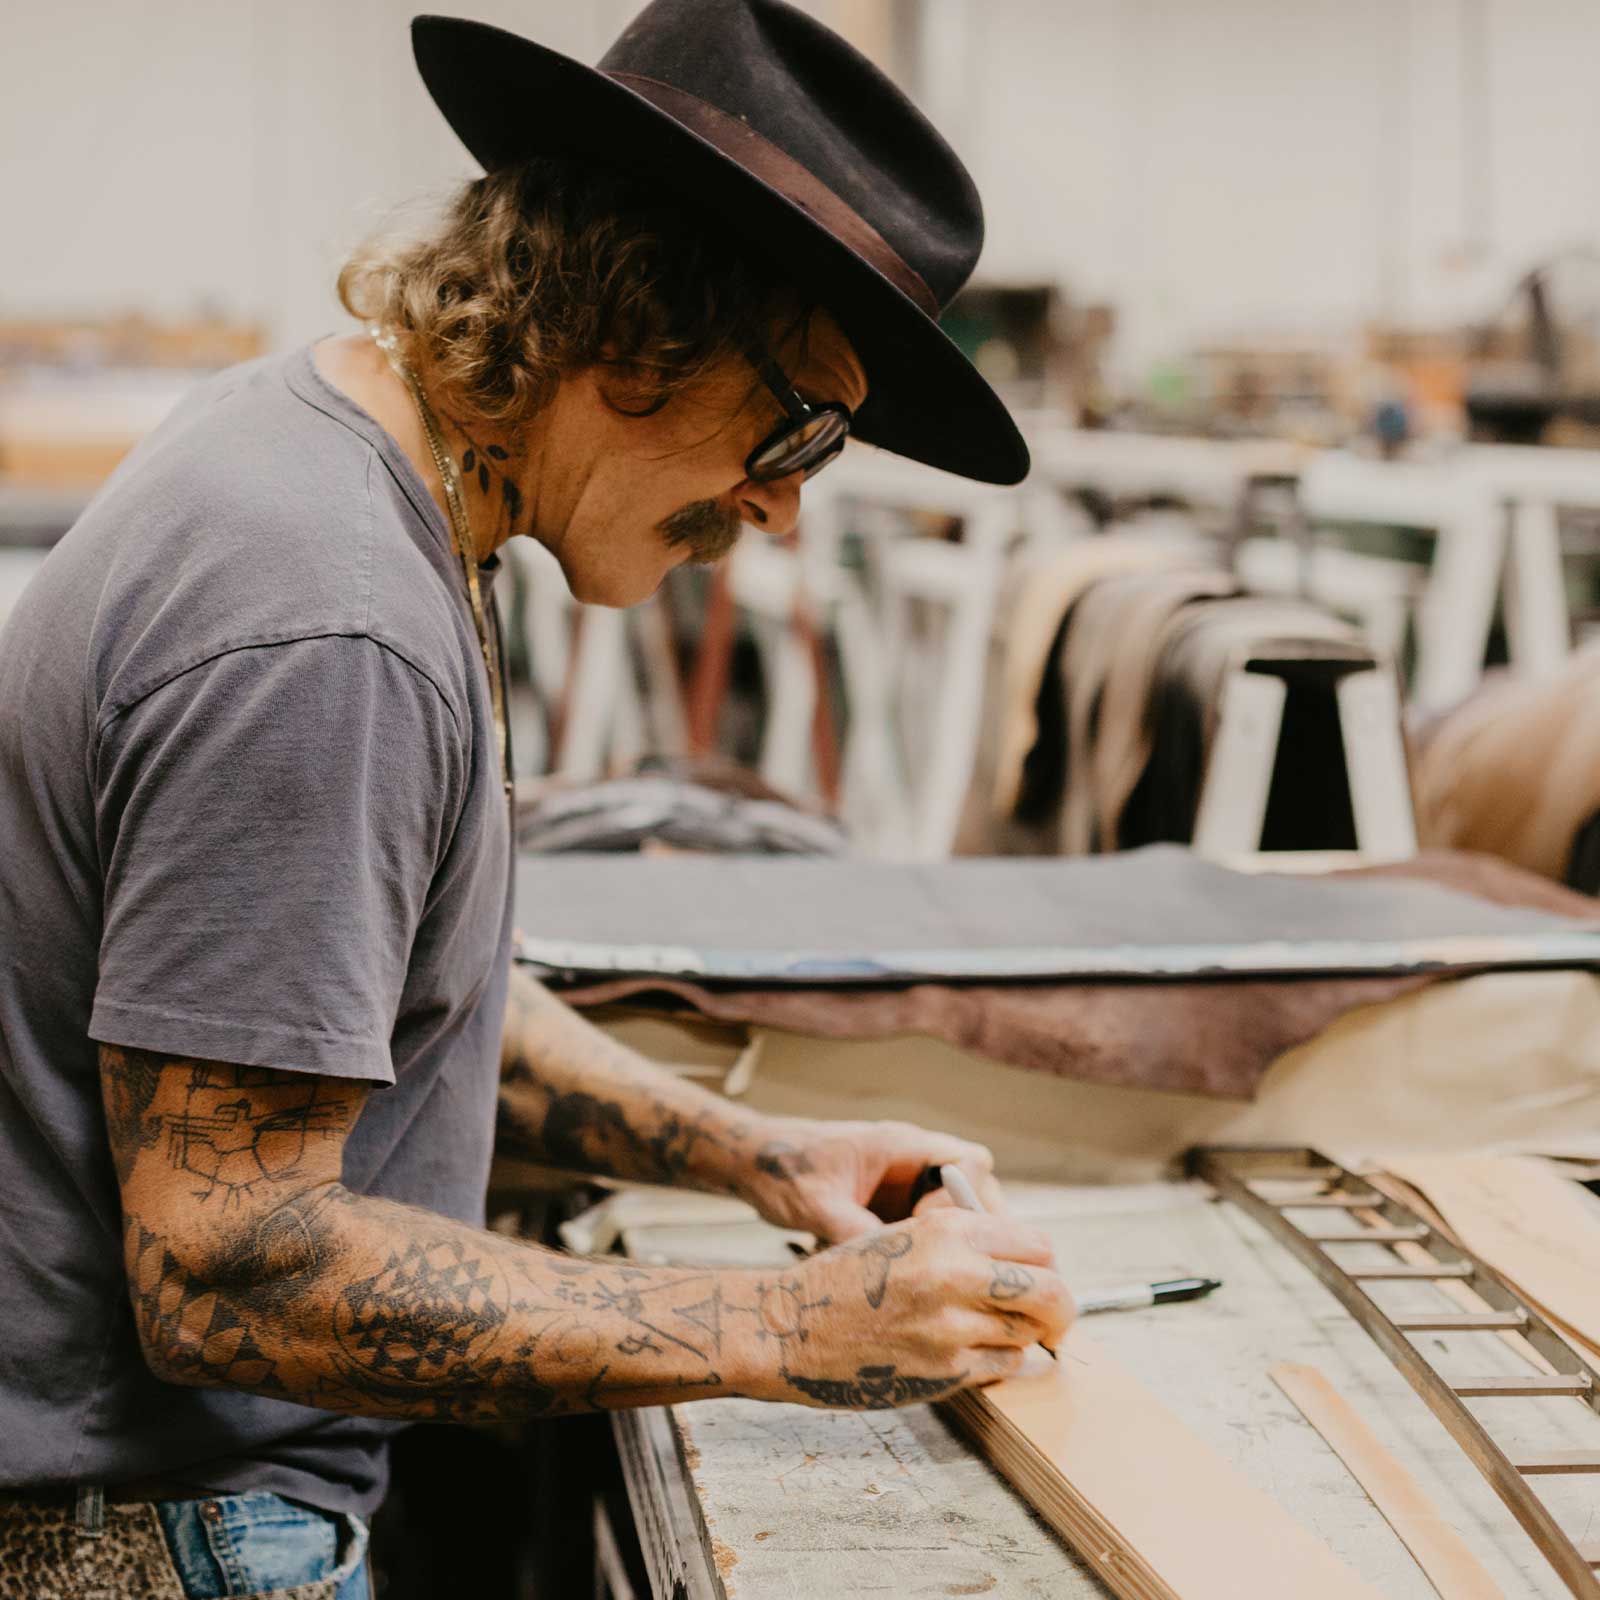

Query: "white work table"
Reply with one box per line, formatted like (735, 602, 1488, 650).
(610, 1178, 1599, 1599)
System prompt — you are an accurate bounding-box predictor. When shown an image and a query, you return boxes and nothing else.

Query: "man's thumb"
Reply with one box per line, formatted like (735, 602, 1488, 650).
(810, 1196, 881, 1245)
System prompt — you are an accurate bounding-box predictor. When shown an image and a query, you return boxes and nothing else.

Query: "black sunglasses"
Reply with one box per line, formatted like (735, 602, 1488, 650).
(744, 351, 852, 484)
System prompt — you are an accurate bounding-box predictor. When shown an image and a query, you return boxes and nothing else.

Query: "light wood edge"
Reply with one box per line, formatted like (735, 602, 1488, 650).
(1271, 1362, 1506, 1600)
(942, 1337, 1380, 1600)
(942, 1386, 1175, 1600)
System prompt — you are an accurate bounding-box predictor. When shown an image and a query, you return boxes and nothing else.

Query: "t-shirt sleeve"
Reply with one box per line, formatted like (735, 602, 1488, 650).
(90, 634, 466, 1083)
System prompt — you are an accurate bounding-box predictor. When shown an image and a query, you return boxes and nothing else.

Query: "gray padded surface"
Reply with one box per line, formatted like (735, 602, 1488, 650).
(513, 846, 1600, 983)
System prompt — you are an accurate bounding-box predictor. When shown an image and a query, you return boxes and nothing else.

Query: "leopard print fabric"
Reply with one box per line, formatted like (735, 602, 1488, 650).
(0, 1500, 337, 1600)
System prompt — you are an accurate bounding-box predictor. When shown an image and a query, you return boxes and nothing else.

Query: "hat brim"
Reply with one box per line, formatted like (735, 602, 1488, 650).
(412, 16, 1029, 485)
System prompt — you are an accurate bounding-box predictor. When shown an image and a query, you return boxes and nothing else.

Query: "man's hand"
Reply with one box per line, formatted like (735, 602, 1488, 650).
(738, 1209, 1073, 1407)
(496, 967, 1012, 1249)
(734, 1114, 1005, 1245)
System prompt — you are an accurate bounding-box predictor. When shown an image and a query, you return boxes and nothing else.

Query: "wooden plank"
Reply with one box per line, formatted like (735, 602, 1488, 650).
(1513, 1452, 1600, 1475)
(1271, 1363, 1505, 1600)
(1451, 1375, 1591, 1397)
(943, 1329, 1381, 1600)
(1249, 1165, 1346, 1182)
(1349, 1264, 1476, 1280)
(1281, 1194, 1388, 1208)
(1393, 1313, 1528, 1332)
(1311, 1226, 1433, 1244)
(611, 1407, 726, 1600)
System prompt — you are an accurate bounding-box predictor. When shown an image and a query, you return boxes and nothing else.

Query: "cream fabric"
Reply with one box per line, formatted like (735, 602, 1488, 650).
(597, 970, 1600, 1183)
(1414, 642, 1600, 883)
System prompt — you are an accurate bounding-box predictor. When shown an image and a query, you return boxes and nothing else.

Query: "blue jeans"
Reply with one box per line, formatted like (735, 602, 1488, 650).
(156, 1491, 370, 1599)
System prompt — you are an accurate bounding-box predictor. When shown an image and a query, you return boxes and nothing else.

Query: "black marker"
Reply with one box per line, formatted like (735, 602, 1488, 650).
(1075, 1276, 1223, 1316)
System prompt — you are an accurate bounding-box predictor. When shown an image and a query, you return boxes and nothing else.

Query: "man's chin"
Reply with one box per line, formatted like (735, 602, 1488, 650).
(561, 554, 678, 609)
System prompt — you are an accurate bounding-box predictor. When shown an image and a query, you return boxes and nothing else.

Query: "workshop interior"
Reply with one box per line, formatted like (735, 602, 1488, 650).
(8, 2, 1600, 1597)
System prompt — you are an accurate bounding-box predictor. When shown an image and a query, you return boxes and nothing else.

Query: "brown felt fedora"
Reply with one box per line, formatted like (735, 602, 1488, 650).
(411, 2, 1029, 485)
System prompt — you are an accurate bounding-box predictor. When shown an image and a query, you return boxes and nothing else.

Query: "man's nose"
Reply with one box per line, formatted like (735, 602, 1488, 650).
(736, 472, 803, 538)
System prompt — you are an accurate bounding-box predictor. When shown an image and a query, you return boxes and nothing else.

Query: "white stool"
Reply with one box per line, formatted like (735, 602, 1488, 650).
(1192, 653, 1416, 862)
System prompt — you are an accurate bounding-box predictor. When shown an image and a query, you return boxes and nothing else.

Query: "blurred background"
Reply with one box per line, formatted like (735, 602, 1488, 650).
(15, 8, 1600, 1595)
(9, 0, 1600, 875)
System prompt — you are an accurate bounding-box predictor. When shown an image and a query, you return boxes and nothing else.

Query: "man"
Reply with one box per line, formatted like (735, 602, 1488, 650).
(0, 3, 1069, 1594)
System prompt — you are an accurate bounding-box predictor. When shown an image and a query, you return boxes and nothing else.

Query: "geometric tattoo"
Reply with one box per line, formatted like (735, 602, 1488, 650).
(123, 1216, 283, 1391)
(162, 1065, 347, 1207)
(334, 1240, 508, 1386)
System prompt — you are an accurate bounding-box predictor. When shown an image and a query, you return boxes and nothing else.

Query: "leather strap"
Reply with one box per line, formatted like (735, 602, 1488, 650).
(606, 71, 940, 319)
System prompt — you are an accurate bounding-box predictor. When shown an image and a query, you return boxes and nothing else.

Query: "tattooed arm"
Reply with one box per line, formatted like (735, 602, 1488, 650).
(498, 965, 1004, 1242)
(496, 965, 766, 1194)
(103, 1045, 1070, 1421)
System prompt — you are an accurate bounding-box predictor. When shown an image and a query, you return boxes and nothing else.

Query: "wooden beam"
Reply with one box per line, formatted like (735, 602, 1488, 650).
(1450, 1375, 1591, 1397)
(1271, 1363, 1504, 1600)
(1310, 1226, 1432, 1244)
(1392, 1312, 1527, 1332)
(943, 1331, 1380, 1600)
(1514, 1451, 1600, 1475)
(1348, 1264, 1475, 1280)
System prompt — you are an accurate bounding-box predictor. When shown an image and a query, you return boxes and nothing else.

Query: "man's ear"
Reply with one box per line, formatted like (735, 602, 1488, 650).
(590, 357, 675, 420)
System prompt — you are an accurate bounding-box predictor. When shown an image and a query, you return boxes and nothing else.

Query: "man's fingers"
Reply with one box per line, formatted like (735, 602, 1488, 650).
(977, 1261, 1074, 1348)
(971, 1167, 1008, 1215)
(945, 1211, 1055, 1267)
(963, 1308, 1043, 1349)
(967, 1345, 1029, 1387)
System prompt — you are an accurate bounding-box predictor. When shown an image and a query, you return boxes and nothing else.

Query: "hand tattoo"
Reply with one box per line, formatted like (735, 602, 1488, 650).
(753, 1140, 815, 1182)
(846, 1229, 915, 1308)
(988, 1263, 1034, 1301)
(784, 1364, 968, 1410)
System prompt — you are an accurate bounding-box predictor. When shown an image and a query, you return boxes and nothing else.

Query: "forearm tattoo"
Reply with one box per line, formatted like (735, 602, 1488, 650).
(100, 1044, 965, 1420)
(496, 966, 760, 1191)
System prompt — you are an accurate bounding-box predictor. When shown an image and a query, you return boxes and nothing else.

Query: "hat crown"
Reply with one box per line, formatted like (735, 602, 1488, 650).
(598, 0, 982, 309)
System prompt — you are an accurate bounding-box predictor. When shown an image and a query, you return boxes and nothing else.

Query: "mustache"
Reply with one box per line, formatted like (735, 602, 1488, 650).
(659, 499, 743, 565)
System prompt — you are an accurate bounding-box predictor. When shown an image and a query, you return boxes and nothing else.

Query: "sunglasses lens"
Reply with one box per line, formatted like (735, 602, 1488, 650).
(750, 410, 850, 482)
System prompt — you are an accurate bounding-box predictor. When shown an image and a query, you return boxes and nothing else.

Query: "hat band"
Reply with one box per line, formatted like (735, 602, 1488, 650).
(606, 71, 940, 321)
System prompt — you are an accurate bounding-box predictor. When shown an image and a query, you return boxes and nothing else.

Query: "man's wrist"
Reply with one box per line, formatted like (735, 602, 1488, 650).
(706, 1111, 796, 1200)
(712, 1265, 795, 1403)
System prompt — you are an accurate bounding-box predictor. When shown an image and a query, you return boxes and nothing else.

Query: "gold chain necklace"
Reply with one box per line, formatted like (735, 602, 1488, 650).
(371, 327, 511, 802)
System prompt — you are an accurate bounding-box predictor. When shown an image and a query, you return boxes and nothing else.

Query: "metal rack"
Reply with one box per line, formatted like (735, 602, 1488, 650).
(1193, 1145, 1600, 1599)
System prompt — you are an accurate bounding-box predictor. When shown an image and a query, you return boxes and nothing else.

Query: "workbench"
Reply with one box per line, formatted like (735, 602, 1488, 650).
(609, 1179, 1600, 1598)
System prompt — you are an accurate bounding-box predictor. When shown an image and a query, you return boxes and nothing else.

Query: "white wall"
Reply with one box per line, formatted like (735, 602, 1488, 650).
(5, 1, 1600, 381)
(1, 0, 640, 347)
(959, 0, 1600, 378)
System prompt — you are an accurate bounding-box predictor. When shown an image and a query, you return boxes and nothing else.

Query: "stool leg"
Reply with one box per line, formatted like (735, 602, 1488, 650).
(1192, 669, 1287, 858)
(1336, 668, 1417, 859)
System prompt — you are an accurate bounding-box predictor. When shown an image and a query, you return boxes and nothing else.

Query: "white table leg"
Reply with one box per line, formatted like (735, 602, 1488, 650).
(1411, 493, 1506, 713)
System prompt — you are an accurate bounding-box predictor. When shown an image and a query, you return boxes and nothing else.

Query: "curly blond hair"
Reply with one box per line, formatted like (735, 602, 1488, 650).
(338, 157, 799, 433)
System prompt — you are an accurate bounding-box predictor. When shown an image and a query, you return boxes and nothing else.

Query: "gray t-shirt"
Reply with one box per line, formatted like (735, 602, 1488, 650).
(0, 345, 513, 1515)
